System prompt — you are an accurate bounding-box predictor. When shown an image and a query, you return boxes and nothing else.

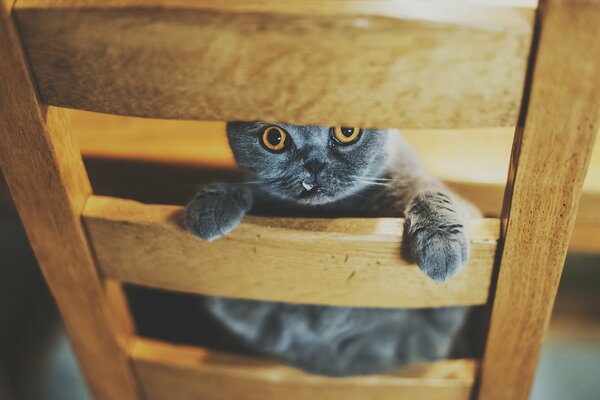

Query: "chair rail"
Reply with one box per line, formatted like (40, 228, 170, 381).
(14, 0, 534, 128)
(83, 195, 499, 308)
(131, 336, 477, 400)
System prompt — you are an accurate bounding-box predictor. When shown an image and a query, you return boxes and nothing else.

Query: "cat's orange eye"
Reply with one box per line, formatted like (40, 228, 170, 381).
(261, 126, 288, 152)
(331, 126, 361, 145)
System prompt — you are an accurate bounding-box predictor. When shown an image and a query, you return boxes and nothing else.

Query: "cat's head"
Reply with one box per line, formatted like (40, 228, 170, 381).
(226, 122, 390, 205)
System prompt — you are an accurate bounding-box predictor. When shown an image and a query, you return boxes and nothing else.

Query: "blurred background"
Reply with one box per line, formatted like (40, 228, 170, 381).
(0, 110, 598, 400)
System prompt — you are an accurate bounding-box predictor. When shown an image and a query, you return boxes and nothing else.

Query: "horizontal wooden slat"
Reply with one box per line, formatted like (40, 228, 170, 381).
(83, 195, 499, 308)
(131, 337, 477, 400)
(69, 110, 600, 252)
(14, 0, 534, 128)
(72, 111, 233, 169)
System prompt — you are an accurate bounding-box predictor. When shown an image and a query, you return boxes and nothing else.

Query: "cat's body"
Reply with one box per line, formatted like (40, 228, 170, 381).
(185, 122, 478, 376)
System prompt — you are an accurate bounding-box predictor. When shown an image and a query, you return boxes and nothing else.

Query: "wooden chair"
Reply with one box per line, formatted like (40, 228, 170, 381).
(0, 1, 598, 399)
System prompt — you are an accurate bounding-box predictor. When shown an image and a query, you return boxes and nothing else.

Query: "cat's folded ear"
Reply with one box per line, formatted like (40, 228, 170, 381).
(226, 121, 269, 135)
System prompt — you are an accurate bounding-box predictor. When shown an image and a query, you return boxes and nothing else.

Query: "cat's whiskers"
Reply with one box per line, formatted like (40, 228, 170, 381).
(350, 175, 394, 184)
(363, 177, 393, 182)
(240, 180, 268, 186)
(354, 179, 394, 188)
(359, 175, 415, 188)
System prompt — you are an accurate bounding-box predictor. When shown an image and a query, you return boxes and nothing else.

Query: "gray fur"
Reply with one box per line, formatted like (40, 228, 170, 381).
(185, 122, 478, 376)
(185, 183, 253, 242)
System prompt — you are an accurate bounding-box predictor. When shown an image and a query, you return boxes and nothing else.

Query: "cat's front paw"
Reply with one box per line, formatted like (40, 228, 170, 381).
(185, 184, 253, 242)
(404, 192, 469, 283)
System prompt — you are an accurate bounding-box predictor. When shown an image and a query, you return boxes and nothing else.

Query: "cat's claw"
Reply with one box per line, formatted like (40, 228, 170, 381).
(185, 184, 253, 241)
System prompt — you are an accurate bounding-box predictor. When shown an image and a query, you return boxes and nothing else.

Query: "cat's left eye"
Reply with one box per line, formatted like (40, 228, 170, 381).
(261, 126, 288, 152)
(331, 126, 361, 145)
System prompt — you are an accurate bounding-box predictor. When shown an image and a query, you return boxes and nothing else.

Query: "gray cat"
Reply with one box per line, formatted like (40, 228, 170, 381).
(185, 122, 478, 376)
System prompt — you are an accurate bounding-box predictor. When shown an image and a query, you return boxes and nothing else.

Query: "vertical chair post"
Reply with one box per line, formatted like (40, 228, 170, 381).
(0, 2, 140, 399)
(479, 0, 600, 399)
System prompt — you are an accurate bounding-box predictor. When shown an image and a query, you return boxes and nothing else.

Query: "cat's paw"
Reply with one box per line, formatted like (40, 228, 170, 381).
(404, 191, 469, 283)
(185, 184, 253, 242)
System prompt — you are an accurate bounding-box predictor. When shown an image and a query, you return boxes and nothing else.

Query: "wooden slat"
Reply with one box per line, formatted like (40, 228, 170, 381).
(68, 109, 600, 252)
(0, 3, 140, 399)
(83, 195, 499, 308)
(14, 0, 534, 128)
(131, 337, 477, 400)
(72, 111, 233, 169)
(478, 0, 600, 398)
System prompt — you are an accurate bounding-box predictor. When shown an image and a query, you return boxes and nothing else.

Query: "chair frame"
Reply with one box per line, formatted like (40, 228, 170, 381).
(1, 0, 599, 399)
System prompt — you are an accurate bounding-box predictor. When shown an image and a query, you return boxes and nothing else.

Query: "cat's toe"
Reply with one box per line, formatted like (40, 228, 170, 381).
(408, 230, 469, 284)
(184, 184, 252, 241)
(185, 209, 242, 242)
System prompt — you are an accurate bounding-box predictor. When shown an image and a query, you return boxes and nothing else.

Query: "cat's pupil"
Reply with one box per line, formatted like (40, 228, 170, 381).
(267, 129, 282, 145)
(341, 127, 354, 137)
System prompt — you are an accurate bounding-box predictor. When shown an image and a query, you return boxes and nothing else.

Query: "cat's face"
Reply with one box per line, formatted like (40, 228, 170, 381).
(226, 122, 390, 205)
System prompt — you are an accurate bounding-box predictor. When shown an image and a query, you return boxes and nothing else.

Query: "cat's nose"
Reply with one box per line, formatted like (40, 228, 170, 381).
(305, 159, 326, 175)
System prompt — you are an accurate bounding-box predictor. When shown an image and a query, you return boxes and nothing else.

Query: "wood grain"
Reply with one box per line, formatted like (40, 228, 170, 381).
(478, 0, 600, 399)
(72, 111, 233, 169)
(83, 195, 499, 308)
(69, 109, 600, 252)
(14, 0, 534, 128)
(0, 3, 140, 399)
(17, 0, 538, 23)
(131, 337, 477, 400)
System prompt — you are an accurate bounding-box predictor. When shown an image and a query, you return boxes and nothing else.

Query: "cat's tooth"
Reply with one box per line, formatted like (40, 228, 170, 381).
(302, 182, 314, 191)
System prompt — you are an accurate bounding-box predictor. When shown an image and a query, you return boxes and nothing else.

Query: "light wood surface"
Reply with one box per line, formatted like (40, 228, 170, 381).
(131, 337, 477, 400)
(83, 195, 499, 308)
(71, 111, 233, 169)
(16, 0, 538, 19)
(14, 0, 534, 128)
(69, 109, 600, 252)
(478, 0, 600, 399)
(0, 3, 140, 399)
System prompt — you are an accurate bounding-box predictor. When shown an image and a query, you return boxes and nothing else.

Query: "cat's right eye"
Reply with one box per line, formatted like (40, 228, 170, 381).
(331, 126, 361, 145)
(260, 126, 288, 153)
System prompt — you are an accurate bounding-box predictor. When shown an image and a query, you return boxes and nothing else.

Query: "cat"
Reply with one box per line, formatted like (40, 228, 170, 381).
(184, 122, 479, 376)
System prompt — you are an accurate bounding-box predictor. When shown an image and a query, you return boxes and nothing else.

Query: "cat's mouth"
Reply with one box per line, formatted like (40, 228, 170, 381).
(299, 182, 321, 199)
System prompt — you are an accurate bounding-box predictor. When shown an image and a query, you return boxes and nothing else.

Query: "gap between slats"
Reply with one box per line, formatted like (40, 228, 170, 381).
(69, 110, 600, 252)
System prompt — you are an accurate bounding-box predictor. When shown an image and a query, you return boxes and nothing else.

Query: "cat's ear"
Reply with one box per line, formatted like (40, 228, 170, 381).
(227, 121, 273, 137)
(226, 121, 251, 132)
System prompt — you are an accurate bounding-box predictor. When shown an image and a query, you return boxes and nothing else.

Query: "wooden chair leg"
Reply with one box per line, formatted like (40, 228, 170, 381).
(0, 3, 140, 399)
(478, 1, 600, 399)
